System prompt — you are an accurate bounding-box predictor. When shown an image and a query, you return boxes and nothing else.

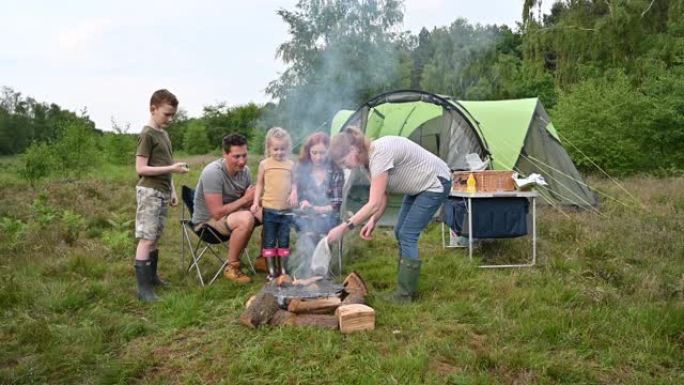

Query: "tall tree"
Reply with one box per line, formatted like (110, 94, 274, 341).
(267, 0, 407, 139)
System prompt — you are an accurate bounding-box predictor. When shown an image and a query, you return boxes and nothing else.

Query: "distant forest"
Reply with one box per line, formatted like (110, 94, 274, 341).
(2, 0, 682, 175)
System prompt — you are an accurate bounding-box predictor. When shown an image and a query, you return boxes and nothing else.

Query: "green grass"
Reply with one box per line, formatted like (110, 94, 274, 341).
(1, 158, 683, 384)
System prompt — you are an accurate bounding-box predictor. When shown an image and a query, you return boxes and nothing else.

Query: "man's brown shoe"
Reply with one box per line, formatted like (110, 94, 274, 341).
(253, 257, 268, 273)
(224, 263, 251, 284)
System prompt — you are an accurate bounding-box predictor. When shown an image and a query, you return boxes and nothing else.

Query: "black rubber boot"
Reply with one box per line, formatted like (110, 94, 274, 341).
(278, 256, 289, 276)
(149, 250, 168, 287)
(135, 260, 158, 302)
(266, 257, 278, 281)
(392, 256, 421, 304)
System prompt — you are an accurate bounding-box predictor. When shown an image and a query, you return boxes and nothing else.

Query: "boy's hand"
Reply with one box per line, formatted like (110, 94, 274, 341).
(170, 193, 179, 207)
(299, 200, 312, 210)
(172, 162, 189, 174)
(250, 203, 260, 215)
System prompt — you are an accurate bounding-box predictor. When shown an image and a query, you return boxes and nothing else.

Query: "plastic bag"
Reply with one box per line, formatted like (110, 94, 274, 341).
(465, 153, 489, 171)
(310, 237, 332, 277)
(512, 172, 548, 190)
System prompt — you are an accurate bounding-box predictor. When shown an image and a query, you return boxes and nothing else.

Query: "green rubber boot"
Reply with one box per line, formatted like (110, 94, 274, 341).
(392, 256, 421, 304)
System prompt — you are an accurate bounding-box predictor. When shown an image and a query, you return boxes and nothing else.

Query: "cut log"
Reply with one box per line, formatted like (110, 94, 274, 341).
(287, 296, 341, 314)
(293, 314, 339, 330)
(269, 310, 296, 326)
(343, 271, 368, 297)
(341, 294, 366, 306)
(336, 304, 375, 334)
(239, 291, 279, 328)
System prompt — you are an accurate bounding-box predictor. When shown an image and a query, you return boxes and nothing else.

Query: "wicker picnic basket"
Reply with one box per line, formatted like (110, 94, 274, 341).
(452, 170, 516, 192)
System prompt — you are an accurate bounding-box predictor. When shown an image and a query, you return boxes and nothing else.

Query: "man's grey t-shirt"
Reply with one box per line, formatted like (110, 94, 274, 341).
(369, 136, 450, 195)
(192, 159, 252, 224)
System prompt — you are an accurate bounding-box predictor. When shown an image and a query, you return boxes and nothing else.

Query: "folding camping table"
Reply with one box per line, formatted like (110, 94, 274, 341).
(442, 190, 538, 268)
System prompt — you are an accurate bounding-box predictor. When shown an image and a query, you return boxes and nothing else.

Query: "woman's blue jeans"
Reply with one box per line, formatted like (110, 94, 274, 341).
(394, 177, 451, 260)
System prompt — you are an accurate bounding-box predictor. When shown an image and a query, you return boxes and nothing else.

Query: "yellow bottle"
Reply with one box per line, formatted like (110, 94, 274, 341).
(466, 173, 477, 193)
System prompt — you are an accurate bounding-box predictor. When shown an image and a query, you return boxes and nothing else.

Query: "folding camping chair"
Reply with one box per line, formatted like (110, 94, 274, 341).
(180, 185, 255, 286)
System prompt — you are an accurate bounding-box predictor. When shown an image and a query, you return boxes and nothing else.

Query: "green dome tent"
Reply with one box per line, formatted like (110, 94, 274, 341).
(331, 90, 597, 225)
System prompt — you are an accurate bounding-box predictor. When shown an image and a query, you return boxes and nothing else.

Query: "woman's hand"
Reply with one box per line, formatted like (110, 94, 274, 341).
(326, 223, 347, 243)
(360, 217, 376, 240)
(288, 190, 298, 208)
(250, 203, 260, 215)
(299, 200, 312, 210)
(314, 205, 332, 214)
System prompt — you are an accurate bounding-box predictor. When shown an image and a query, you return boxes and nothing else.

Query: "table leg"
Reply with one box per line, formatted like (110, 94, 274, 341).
(532, 196, 536, 266)
(468, 197, 473, 261)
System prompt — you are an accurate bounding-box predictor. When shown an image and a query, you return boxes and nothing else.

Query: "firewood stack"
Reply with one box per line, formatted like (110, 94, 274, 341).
(240, 272, 375, 333)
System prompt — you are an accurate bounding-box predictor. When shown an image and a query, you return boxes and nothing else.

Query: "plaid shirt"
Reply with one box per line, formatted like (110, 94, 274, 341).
(295, 161, 344, 212)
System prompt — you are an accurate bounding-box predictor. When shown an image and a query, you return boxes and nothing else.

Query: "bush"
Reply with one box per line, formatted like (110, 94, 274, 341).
(103, 121, 137, 166)
(552, 71, 652, 175)
(20, 141, 58, 185)
(54, 116, 101, 177)
(31, 194, 58, 227)
(61, 210, 86, 245)
(102, 214, 134, 258)
(0, 216, 27, 251)
(183, 121, 212, 155)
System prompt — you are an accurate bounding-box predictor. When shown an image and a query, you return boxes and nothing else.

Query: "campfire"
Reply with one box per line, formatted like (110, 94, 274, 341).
(240, 272, 375, 333)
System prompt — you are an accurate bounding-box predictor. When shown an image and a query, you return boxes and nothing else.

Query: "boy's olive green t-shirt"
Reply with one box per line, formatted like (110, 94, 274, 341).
(136, 126, 173, 193)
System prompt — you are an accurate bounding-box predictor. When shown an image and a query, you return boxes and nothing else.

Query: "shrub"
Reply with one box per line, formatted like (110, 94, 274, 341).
(61, 210, 86, 245)
(102, 229, 133, 258)
(103, 121, 137, 166)
(0, 216, 27, 251)
(552, 71, 651, 175)
(102, 214, 134, 258)
(183, 120, 212, 155)
(54, 116, 101, 177)
(19, 141, 58, 185)
(31, 194, 58, 228)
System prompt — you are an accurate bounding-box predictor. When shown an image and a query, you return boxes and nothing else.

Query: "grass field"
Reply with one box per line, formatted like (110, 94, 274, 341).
(1, 155, 683, 384)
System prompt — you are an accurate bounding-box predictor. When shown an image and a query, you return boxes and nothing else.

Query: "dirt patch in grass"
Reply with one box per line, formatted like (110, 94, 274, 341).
(125, 328, 228, 384)
(429, 359, 460, 376)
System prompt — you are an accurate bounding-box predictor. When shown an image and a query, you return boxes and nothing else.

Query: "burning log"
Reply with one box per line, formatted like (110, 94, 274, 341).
(240, 291, 279, 328)
(240, 272, 375, 332)
(343, 271, 368, 297)
(287, 296, 341, 314)
(336, 304, 375, 334)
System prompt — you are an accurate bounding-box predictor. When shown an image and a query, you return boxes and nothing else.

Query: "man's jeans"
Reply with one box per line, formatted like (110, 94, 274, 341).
(394, 177, 451, 260)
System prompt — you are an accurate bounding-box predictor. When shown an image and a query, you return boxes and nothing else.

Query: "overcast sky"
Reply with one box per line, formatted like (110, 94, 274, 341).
(1, 0, 552, 132)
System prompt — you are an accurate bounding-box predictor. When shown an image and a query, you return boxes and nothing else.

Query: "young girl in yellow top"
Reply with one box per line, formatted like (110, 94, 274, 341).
(251, 127, 297, 280)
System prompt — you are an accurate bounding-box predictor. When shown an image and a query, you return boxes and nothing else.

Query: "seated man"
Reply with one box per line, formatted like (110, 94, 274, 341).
(192, 133, 260, 283)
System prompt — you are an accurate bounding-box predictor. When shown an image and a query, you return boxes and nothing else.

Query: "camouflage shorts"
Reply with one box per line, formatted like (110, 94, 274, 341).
(135, 186, 171, 240)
